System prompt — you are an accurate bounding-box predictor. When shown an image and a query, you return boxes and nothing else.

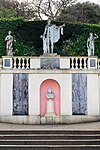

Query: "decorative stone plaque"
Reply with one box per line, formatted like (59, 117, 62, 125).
(40, 58, 60, 69)
(3, 57, 12, 69)
(88, 57, 97, 69)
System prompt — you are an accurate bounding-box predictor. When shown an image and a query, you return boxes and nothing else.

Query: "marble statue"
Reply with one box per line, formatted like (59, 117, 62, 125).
(87, 32, 98, 56)
(46, 88, 55, 114)
(5, 31, 13, 56)
(41, 19, 65, 54)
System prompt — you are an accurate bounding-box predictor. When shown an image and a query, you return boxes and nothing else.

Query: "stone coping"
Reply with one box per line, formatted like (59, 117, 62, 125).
(0, 69, 100, 74)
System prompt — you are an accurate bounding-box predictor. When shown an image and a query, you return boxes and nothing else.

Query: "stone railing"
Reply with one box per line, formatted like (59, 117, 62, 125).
(13, 57, 30, 69)
(70, 57, 88, 69)
(1, 56, 99, 70)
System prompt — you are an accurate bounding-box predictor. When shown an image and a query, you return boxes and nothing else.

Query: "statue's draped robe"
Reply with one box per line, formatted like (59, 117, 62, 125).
(43, 24, 64, 54)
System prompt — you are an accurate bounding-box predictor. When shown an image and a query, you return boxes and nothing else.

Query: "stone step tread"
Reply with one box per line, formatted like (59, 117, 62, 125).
(0, 129, 99, 131)
(0, 145, 100, 148)
(0, 129, 100, 131)
(0, 131, 100, 135)
(0, 134, 100, 136)
(0, 139, 99, 141)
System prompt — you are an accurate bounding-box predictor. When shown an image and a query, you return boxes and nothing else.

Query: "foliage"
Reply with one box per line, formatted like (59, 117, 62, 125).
(0, 18, 100, 57)
(0, 0, 38, 20)
(57, 2, 100, 24)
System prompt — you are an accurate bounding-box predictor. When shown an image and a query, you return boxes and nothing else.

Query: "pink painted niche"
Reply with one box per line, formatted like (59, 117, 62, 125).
(40, 79, 60, 117)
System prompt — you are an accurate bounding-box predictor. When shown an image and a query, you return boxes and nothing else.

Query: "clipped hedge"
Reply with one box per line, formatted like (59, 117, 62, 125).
(0, 18, 100, 57)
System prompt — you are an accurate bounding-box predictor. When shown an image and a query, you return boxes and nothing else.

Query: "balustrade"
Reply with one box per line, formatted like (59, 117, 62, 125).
(70, 57, 88, 69)
(13, 57, 30, 69)
(12, 56, 88, 69)
(1, 56, 100, 70)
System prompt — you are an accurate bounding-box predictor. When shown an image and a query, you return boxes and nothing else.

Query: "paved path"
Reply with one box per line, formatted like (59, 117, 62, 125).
(0, 122, 99, 130)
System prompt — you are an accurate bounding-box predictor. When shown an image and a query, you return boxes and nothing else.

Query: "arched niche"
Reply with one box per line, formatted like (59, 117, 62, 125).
(40, 79, 60, 117)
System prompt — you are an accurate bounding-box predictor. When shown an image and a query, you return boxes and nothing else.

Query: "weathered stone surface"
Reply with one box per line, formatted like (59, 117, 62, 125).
(40, 58, 60, 69)
(72, 74, 87, 115)
(13, 74, 28, 115)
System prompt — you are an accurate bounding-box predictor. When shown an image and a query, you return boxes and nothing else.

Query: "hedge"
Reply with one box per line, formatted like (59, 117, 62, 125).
(0, 18, 100, 57)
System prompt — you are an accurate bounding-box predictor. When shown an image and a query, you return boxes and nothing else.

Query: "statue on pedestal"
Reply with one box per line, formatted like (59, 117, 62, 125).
(87, 32, 98, 56)
(46, 88, 55, 115)
(41, 19, 65, 54)
(5, 31, 13, 56)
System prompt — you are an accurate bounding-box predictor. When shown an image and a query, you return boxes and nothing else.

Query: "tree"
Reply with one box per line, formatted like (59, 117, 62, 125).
(0, 8, 17, 18)
(0, 0, 77, 20)
(57, 2, 100, 24)
(0, 0, 38, 20)
(30, 0, 76, 20)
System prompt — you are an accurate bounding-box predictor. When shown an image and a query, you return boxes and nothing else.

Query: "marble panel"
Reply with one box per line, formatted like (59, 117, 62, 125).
(72, 74, 87, 115)
(13, 74, 28, 115)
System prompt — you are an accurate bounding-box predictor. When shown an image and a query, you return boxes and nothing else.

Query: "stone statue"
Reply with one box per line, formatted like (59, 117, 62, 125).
(46, 88, 55, 114)
(5, 31, 13, 56)
(87, 32, 98, 56)
(46, 87, 54, 99)
(41, 19, 65, 54)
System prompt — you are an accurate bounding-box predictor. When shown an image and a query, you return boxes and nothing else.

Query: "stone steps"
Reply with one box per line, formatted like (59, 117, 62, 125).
(0, 129, 100, 134)
(0, 129, 99, 150)
(0, 145, 100, 150)
(0, 139, 99, 145)
(0, 134, 100, 140)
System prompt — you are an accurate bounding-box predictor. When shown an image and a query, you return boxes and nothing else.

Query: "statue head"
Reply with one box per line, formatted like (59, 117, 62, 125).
(47, 19, 51, 25)
(47, 88, 52, 93)
(8, 31, 11, 35)
(89, 32, 93, 37)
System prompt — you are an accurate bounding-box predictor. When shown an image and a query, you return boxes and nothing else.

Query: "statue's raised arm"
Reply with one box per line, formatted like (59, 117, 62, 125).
(41, 19, 65, 55)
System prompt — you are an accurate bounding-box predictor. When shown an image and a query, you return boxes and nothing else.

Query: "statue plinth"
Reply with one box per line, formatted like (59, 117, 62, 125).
(46, 99, 55, 116)
(42, 53, 58, 57)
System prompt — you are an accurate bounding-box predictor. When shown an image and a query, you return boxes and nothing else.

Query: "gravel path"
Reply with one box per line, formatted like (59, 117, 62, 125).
(0, 122, 99, 130)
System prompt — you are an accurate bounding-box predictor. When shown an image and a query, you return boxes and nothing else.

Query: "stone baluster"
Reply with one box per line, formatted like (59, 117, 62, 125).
(18, 58, 21, 69)
(98, 60, 100, 69)
(26, 58, 29, 69)
(0, 58, 2, 69)
(80, 58, 82, 69)
(75, 58, 78, 69)
(84, 58, 87, 69)
(13, 57, 17, 69)
(71, 58, 74, 69)
(22, 58, 25, 69)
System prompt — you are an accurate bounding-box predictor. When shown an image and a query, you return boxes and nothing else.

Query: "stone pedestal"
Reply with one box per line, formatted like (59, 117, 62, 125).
(41, 115, 60, 124)
(46, 99, 54, 114)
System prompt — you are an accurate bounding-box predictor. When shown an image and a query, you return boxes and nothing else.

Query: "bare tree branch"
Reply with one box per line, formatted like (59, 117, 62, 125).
(30, 0, 76, 20)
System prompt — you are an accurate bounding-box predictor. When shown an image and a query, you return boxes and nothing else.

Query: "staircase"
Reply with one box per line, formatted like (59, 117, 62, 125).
(0, 129, 99, 150)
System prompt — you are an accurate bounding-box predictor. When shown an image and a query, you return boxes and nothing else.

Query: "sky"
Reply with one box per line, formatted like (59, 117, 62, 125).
(77, 0, 100, 5)
(78, 0, 100, 4)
